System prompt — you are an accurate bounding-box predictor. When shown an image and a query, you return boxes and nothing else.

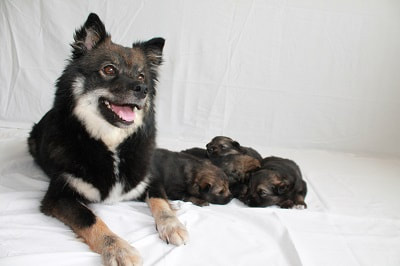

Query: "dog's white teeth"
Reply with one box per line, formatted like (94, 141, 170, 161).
(104, 100, 111, 109)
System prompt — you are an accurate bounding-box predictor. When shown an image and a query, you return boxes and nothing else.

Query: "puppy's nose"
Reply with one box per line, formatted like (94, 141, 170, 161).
(133, 84, 148, 99)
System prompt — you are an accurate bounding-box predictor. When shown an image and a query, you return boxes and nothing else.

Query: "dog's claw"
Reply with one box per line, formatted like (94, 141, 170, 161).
(156, 215, 189, 246)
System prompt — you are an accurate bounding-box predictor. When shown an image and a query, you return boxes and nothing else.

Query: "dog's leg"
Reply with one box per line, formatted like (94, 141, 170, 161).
(146, 196, 189, 245)
(41, 187, 142, 266)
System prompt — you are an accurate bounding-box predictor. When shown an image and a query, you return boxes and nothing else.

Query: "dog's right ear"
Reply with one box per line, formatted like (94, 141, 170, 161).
(71, 13, 108, 58)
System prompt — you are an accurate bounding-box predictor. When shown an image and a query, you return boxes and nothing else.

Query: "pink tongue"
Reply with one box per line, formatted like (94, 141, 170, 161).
(110, 104, 135, 122)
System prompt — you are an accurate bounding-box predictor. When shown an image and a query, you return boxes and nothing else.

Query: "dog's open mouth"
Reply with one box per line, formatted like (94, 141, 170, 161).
(100, 98, 141, 126)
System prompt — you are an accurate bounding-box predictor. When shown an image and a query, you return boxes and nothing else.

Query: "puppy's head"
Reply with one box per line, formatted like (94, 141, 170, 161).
(57, 13, 164, 141)
(240, 157, 307, 208)
(190, 163, 232, 205)
(206, 136, 241, 158)
(219, 154, 261, 184)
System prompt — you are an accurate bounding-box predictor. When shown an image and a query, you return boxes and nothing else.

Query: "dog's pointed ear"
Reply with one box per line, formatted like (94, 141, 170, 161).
(71, 13, 108, 58)
(143, 37, 165, 66)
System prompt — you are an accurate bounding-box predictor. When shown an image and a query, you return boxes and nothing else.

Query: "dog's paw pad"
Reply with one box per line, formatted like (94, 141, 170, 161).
(156, 216, 189, 246)
(102, 237, 143, 266)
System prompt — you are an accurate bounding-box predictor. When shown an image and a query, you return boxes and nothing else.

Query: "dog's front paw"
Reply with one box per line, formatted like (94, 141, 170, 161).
(156, 215, 189, 246)
(101, 236, 143, 266)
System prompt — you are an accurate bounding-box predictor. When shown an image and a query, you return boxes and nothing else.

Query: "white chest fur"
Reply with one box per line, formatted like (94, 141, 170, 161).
(64, 152, 149, 203)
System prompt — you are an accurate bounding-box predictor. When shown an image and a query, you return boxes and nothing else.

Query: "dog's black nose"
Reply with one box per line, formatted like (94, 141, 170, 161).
(133, 84, 148, 98)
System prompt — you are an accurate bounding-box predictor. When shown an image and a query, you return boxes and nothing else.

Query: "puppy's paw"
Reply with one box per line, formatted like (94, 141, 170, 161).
(101, 236, 143, 266)
(156, 215, 189, 246)
(292, 204, 307, 210)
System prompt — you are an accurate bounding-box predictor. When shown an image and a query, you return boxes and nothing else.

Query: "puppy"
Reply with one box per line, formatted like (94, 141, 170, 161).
(237, 156, 307, 209)
(28, 13, 187, 266)
(183, 136, 261, 185)
(148, 148, 232, 206)
(206, 136, 263, 162)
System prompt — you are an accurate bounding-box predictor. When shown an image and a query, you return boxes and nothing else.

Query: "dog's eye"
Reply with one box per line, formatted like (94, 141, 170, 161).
(276, 184, 289, 195)
(103, 65, 117, 76)
(138, 73, 145, 81)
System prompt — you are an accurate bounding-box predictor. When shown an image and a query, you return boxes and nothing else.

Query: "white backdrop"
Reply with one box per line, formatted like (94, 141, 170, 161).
(1, 0, 400, 156)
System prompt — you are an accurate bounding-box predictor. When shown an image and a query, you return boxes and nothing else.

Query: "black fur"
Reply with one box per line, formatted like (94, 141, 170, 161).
(183, 136, 262, 187)
(206, 136, 263, 161)
(147, 149, 232, 206)
(28, 13, 164, 228)
(237, 156, 308, 208)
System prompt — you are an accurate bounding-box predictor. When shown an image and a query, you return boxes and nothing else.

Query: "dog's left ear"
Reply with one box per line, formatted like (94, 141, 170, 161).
(71, 13, 108, 58)
(143, 38, 165, 66)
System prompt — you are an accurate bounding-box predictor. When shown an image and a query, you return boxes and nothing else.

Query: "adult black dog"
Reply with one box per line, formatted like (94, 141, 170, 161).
(28, 13, 187, 266)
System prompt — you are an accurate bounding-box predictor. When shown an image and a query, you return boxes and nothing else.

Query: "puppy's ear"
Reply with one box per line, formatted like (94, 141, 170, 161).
(143, 37, 165, 66)
(71, 13, 108, 58)
(232, 141, 240, 148)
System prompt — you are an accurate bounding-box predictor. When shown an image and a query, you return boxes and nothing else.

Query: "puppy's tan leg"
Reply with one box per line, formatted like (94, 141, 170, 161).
(146, 197, 189, 245)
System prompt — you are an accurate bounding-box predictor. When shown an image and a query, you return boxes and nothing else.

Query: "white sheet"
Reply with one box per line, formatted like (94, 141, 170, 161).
(1, 128, 400, 266)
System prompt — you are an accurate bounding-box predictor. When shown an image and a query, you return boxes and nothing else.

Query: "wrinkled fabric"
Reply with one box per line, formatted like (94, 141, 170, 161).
(1, 1, 400, 265)
(0, 128, 400, 266)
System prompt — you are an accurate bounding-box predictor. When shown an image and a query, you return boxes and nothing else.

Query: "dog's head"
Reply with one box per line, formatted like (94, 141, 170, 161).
(239, 157, 307, 208)
(56, 13, 164, 148)
(206, 136, 241, 158)
(189, 162, 233, 205)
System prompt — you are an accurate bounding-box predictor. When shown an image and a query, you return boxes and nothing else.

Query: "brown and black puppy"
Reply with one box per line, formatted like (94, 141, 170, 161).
(206, 136, 263, 162)
(148, 148, 232, 206)
(183, 136, 261, 185)
(236, 156, 307, 209)
(28, 13, 186, 266)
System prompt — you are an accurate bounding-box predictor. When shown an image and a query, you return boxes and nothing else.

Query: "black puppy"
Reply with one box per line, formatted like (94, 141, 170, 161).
(28, 13, 186, 266)
(237, 156, 307, 209)
(149, 149, 232, 206)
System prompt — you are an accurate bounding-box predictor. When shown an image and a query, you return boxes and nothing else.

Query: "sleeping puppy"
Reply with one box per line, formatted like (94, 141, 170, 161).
(183, 136, 261, 184)
(28, 13, 186, 266)
(206, 136, 263, 162)
(148, 148, 232, 206)
(237, 156, 307, 209)
(210, 154, 260, 185)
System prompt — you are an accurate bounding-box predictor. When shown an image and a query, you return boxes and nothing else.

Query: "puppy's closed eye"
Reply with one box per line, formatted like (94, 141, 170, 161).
(275, 184, 289, 195)
(201, 183, 211, 193)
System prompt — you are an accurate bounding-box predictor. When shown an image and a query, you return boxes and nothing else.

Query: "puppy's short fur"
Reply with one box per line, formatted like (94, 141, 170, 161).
(28, 13, 187, 266)
(237, 156, 307, 209)
(183, 136, 261, 185)
(149, 149, 232, 206)
(206, 136, 263, 162)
